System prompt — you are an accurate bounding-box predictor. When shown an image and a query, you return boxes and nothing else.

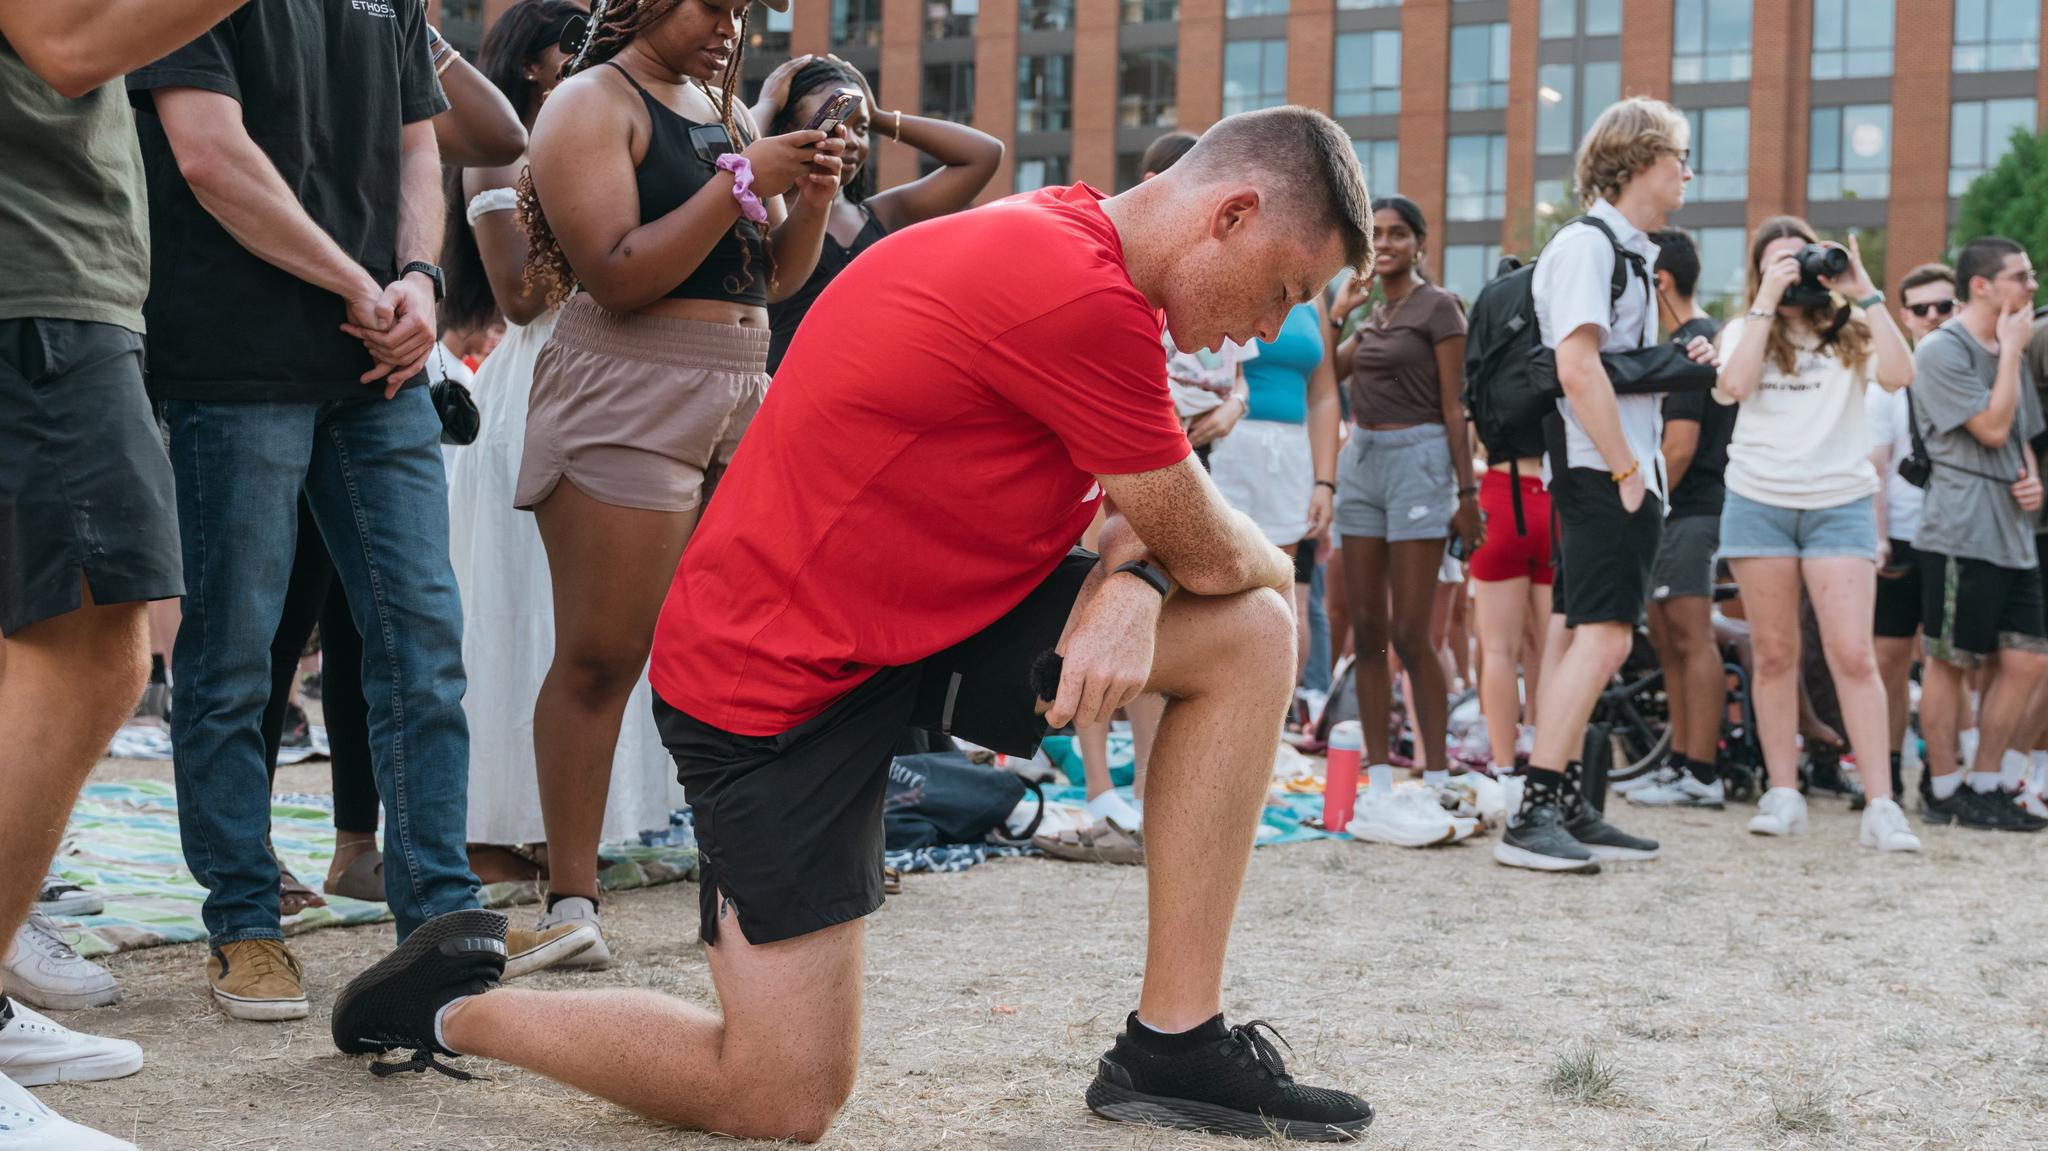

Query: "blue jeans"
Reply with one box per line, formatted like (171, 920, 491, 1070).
(165, 389, 479, 944)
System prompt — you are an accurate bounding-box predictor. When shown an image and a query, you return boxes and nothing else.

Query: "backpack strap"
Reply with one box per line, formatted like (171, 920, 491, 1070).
(1571, 214, 1653, 345)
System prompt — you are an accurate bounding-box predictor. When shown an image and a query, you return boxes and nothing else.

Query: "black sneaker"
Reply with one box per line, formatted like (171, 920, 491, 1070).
(1493, 803, 1600, 873)
(1960, 786, 2048, 831)
(1086, 1014, 1372, 1142)
(1565, 808, 1662, 861)
(332, 909, 507, 1079)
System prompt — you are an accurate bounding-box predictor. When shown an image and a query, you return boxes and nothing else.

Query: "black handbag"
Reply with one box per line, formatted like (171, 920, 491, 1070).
(431, 379, 480, 445)
(1527, 216, 1719, 400)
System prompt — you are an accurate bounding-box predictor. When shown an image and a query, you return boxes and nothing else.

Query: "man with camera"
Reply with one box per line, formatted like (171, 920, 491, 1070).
(1912, 237, 2048, 831)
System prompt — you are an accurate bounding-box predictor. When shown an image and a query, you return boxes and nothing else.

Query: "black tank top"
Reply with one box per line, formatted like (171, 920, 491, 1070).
(604, 62, 766, 307)
(766, 211, 886, 372)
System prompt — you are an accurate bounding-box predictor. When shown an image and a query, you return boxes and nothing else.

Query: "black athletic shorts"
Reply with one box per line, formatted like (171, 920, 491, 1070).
(0, 318, 182, 634)
(1919, 546, 2048, 668)
(653, 549, 1097, 946)
(1550, 465, 1663, 628)
(1873, 537, 1922, 639)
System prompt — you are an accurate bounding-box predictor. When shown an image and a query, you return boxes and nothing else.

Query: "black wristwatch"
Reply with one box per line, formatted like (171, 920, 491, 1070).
(401, 260, 445, 302)
(1113, 560, 1171, 600)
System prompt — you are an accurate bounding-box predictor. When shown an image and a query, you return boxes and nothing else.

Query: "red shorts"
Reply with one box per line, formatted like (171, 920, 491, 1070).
(1470, 469, 1554, 585)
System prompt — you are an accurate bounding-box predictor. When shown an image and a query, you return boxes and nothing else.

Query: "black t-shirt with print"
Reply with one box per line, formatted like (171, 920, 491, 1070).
(129, 0, 448, 402)
(1660, 315, 1733, 519)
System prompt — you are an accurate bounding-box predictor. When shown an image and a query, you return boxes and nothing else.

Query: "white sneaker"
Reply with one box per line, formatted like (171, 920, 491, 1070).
(1398, 786, 1481, 841)
(33, 876, 101, 919)
(536, 897, 610, 971)
(1747, 787, 1810, 837)
(1446, 772, 1509, 829)
(1626, 774, 1726, 809)
(2014, 779, 2048, 820)
(0, 1071, 135, 1150)
(1612, 763, 1680, 796)
(1347, 788, 1457, 847)
(0, 1000, 142, 1087)
(2, 915, 118, 1011)
(1858, 797, 1922, 853)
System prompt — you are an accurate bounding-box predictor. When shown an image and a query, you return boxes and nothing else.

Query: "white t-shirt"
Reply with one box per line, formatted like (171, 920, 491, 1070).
(1864, 382, 1922, 543)
(1714, 315, 1879, 509)
(1532, 199, 1666, 501)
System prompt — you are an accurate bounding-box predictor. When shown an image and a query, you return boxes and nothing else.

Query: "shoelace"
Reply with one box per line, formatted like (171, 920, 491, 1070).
(371, 1050, 480, 1082)
(21, 913, 82, 961)
(229, 942, 301, 986)
(1223, 1020, 1295, 1082)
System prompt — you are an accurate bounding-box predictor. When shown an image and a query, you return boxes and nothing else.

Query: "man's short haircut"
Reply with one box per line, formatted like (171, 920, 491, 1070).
(1955, 237, 2026, 303)
(1648, 228, 1700, 299)
(1140, 132, 1199, 177)
(1573, 96, 1689, 209)
(1898, 263, 1955, 299)
(1173, 106, 1374, 272)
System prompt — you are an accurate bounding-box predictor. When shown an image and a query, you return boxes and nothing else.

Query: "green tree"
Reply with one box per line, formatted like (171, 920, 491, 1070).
(1954, 128, 2048, 306)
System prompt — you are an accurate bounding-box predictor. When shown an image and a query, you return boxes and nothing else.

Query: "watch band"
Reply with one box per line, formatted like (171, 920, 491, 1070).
(401, 260, 445, 302)
(1854, 290, 1885, 309)
(1113, 560, 1170, 599)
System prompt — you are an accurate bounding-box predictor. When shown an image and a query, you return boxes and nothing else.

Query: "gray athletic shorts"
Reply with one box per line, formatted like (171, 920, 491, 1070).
(1334, 424, 1455, 543)
(1650, 512, 1718, 601)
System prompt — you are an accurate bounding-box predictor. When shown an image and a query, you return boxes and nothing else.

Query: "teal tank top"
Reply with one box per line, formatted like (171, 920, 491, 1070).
(1242, 302, 1322, 424)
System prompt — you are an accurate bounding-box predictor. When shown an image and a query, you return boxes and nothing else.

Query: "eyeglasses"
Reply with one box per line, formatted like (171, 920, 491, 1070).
(1665, 147, 1691, 166)
(2000, 268, 2041, 286)
(1905, 299, 1956, 318)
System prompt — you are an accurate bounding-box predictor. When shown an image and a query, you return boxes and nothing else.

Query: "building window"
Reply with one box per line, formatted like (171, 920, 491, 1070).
(1337, 0, 1401, 8)
(1335, 31, 1401, 117)
(1017, 54, 1072, 133)
(1537, 65, 1575, 156)
(925, 0, 977, 39)
(1226, 0, 1289, 15)
(748, 2, 794, 52)
(1954, 0, 2041, 72)
(1682, 107, 1748, 201)
(1223, 39, 1288, 116)
(1118, 46, 1178, 129)
(1692, 226, 1749, 317)
(1121, 0, 1180, 20)
(1534, 177, 1570, 226)
(1809, 104, 1891, 200)
(1015, 154, 1071, 193)
(1811, 0, 1892, 79)
(1352, 138, 1399, 197)
(1950, 98, 2037, 195)
(1448, 23, 1510, 112)
(1580, 60, 1618, 134)
(1020, 0, 1075, 31)
(922, 60, 976, 123)
(1541, 0, 1619, 38)
(1446, 134, 1507, 221)
(1442, 244, 1505, 308)
(1673, 0, 1750, 83)
(1586, 0, 1620, 35)
(831, 0, 884, 47)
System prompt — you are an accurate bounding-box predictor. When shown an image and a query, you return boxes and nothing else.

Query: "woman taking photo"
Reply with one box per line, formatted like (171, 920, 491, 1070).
(517, 0, 844, 958)
(1715, 217, 1919, 852)
(1330, 196, 1481, 791)
(751, 55, 1003, 372)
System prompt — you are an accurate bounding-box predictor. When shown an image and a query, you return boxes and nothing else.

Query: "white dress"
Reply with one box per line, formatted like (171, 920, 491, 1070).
(445, 309, 675, 845)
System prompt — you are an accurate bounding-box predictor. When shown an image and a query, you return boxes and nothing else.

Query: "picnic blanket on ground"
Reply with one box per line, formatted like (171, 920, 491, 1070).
(46, 780, 697, 958)
(107, 721, 329, 764)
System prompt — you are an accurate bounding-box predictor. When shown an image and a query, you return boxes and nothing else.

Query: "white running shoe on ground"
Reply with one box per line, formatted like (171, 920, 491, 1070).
(1611, 763, 1680, 797)
(2, 915, 118, 1011)
(1859, 797, 1922, 852)
(0, 1070, 135, 1151)
(2014, 779, 2048, 821)
(1747, 787, 1810, 837)
(1400, 787, 1481, 841)
(0, 999, 142, 1087)
(1347, 788, 1456, 847)
(535, 897, 611, 971)
(1447, 772, 1508, 829)
(1625, 774, 1726, 809)
(32, 876, 100, 919)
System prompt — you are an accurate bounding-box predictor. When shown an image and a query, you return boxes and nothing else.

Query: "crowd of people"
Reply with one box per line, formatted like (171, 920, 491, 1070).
(4, 1, 2048, 1147)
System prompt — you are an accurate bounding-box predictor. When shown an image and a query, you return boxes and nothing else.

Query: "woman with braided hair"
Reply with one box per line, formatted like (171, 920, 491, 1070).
(514, 0, 844, 961)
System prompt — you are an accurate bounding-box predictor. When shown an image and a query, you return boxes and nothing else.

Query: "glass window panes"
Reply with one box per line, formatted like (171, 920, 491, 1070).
(1580, 61, 1618, 135)
(1223, 39, 1288, 116)
(1121, 0, 1180, 19)
(1337, 0, 1401, 7)
(1954, 0, 2040, 72)
(1227, 0, 1288, 15)
(1808, 104, 1891, 200)
(1336, 31, 1402, 117)
(1534, 178, 1570, 225)
(1449, 23, 1510, 112)
(1811, 0, 1893, 79)
(925, 0, 976, 38)
(1693, 226, 1749, 317)
(1020, 0, 1075, 31)
(1585, 0, 1620, 35)
(1537, 64, 1575, 156)
(1950, 98, 2037, 195)
(1673, 0, 1751, 83)
(831, 0, 884, 46)
(1442, 244, 1505, 308)
(1352, 138, 1399, 197)
(1118, 46, 1178, 129)
(922, 60, 976, 123)
(1017, 54, 1072, 132)
(1540, 0, 1575, 38)
(1446, 134, 1507, 221)
(1015, 154, 1071, 193)
(1682, 106, 1748, 202)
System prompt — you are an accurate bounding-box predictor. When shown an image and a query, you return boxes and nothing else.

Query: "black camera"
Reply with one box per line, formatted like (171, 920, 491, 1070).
(1783, 243, 1849, 308)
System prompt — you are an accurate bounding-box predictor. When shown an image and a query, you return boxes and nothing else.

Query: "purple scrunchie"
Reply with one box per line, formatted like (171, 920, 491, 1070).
(715, 153, 770, 224)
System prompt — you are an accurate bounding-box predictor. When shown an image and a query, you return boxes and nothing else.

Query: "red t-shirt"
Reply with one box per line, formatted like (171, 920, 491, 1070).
(650, 184, 1192, 734)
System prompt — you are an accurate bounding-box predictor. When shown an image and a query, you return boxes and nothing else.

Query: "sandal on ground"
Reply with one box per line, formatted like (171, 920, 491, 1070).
(272, 847, 327, 917)
(883, 866, 903, 896)
(325, 842, 386, 903)
(1032, 818, 1145, 865)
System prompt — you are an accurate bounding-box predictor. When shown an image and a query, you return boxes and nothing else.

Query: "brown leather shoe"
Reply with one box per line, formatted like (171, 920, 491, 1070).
(208, 939, 309, 1021)
(502, 921, 597, 980)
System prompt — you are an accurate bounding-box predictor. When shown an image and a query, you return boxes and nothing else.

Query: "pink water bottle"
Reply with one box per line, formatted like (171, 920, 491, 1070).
(1324, 720, 1364, 833)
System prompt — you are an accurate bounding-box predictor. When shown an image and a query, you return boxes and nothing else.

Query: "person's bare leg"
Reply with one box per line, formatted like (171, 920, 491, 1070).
(1342, 536, 1396, 764)
(1537, 608, 1572, 721)
(1875, 633, 1916, 756)
(1971, 649, 2048, 776)
(148, 597, 181, 672)
(1803, 557, 1892, 800)
(445, 916, 863, 1140)
(1921, 657, 1965, 784)
(1645, 600, 1688, 764)
(1728, 558, 1805, 790)
(1665, 596, 1722, 764)
(1529, 620, 1631, 771)
(1126, 692, 1165, 803)
(1077, 718, 1114, 801)
(1324, 544, 1353, 667)
(1388, 539, 1451, 774)
(1523, 581, 1551, 730)
(0, 583, 149, 944)
(1473, 577, 1531, 767)
(532, 482, 694, 901)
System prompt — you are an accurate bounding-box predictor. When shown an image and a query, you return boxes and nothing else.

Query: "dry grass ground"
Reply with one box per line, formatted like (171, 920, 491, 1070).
(39, 761, 2048, 1149)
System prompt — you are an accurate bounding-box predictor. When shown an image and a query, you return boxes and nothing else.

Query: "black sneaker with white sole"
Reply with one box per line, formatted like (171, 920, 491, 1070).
(1086, 1014, 1371, 1142)
(1493, 802, 1600, 873)
(1947, 786, 2048, 831)
(1565, 808, 1661, 861)
(332, 909, 507, 1080)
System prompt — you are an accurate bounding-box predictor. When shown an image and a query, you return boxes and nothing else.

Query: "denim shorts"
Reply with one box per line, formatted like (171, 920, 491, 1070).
(1717, 489, 1878, 562)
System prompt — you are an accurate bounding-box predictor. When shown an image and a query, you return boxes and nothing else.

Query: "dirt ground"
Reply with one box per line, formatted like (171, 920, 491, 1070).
(38, 759, 2048, 1150)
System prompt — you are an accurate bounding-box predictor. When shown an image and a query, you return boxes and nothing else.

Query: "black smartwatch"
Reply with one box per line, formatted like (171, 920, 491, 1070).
(401, 260, 445, 302)
(1113, 560, 1171, 600)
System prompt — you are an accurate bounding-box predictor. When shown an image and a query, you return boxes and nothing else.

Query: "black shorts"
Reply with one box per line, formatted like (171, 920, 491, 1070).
(1873, 537, 1922, 639)
(654, 549, 1097, 946)
(1293, 534, 1318, 584)
(1919, 547, 2048, 667)
(0, 318, 182, 634)
(1550, 466, 1663, 628)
